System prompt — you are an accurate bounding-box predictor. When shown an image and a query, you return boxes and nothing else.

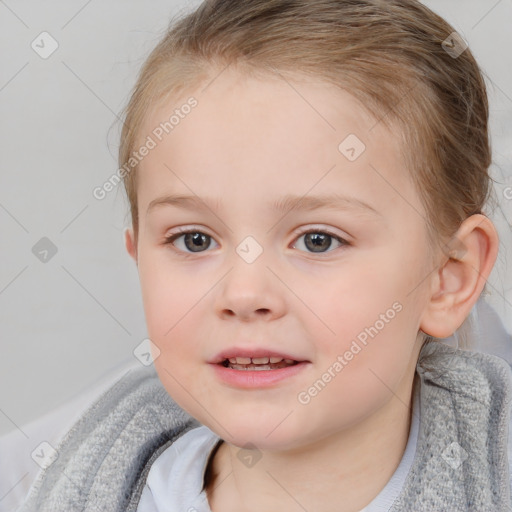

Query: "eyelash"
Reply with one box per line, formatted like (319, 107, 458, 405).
(163, 226, 350, 257)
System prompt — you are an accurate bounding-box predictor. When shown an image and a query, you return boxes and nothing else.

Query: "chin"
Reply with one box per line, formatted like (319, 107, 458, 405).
(203, 411, 310, 452)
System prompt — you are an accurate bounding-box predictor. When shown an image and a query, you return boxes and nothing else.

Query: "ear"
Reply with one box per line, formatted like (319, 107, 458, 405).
(124, 227, 138, 265)
(420, 214, 499, 338)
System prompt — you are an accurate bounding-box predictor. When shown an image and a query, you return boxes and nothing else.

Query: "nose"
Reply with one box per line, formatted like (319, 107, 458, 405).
(214, 255, 286, 322)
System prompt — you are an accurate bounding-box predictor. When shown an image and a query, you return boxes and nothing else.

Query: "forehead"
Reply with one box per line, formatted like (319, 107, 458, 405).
(135, 68, 421, 220)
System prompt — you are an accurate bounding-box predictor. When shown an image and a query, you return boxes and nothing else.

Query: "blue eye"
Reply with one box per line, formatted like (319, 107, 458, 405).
(163, 228, 349, 255)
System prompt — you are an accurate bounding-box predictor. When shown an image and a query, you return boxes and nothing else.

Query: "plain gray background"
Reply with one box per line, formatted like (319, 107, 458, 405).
(1, 0, 511, 437)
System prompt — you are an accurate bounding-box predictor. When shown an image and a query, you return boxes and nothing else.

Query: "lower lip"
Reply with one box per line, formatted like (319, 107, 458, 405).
(209, 361, 309, 388)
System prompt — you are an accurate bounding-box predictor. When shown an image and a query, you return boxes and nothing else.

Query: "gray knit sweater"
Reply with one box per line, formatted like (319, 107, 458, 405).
(19, 341, 512, 511)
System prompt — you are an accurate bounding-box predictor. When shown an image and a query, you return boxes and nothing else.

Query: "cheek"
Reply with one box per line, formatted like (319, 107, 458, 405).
(301, 252, 423, 380)
(303, 258, 407, 341)
(139, 257, 208, 412)
(138, 255, 202, 357)
(296, 280, 418, 434)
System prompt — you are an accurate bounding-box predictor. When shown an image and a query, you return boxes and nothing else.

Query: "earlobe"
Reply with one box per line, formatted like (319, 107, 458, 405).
(124, 227, 138, 264)
(419, 214, 499, 339)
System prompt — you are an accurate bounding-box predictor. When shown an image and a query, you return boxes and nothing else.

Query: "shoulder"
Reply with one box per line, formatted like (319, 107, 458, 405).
(506, 363, 512, 496)
(14, 360, 199, 512)
(0, 357, 139, 511)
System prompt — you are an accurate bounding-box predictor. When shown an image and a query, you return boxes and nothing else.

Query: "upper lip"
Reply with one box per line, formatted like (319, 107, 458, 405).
(209, 347, 308, 364)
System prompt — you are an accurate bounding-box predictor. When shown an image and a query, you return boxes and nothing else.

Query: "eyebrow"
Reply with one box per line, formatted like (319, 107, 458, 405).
(146, 193, 382, 217)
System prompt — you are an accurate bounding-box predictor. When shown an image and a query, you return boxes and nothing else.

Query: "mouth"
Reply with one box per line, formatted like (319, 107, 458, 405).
(211, 354, 309, 388)
(219, 356, 299, 371)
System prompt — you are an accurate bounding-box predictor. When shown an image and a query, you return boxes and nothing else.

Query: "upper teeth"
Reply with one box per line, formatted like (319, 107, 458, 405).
(228, 356, 294, 364)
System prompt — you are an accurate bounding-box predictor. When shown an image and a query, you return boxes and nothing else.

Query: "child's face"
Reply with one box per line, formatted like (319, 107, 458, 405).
(127, 68, 434, 450)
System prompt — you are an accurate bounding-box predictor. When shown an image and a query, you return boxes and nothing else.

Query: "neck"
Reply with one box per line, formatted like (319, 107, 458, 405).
(206, 372, 419, 512)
